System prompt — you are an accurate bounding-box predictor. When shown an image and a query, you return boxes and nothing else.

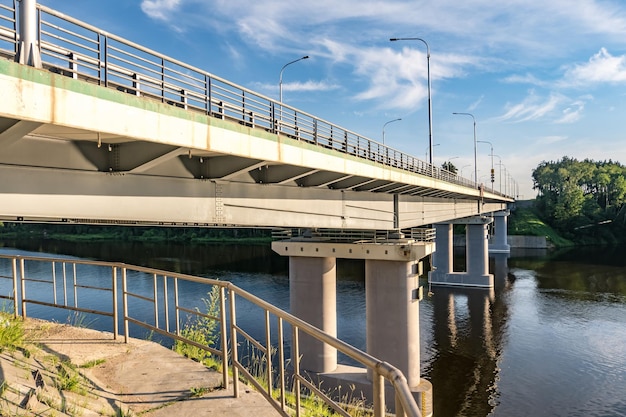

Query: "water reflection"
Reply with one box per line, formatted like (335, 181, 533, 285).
(426, 269, 510, 417)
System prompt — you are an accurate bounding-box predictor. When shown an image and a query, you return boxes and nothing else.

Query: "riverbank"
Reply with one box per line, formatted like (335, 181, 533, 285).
(0, 317, 279, 416)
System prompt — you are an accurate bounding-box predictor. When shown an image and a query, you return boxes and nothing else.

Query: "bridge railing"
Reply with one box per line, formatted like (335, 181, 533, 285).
(272, 227, 436, 242)
(0, 0, 16, 57)
(0, 0, 512, 199)
(0, 253, 422, 417)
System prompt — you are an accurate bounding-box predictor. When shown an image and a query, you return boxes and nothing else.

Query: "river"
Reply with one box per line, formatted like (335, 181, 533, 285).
(1, 239, 625, 417)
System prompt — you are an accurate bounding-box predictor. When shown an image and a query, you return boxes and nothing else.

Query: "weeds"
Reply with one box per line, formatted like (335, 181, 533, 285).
(0, 311, 24, 353)
(79, 358, 106, 368)
(174, 286, 221, 369)
(65, 311, 96, 328)
(55, 361, 87, 395)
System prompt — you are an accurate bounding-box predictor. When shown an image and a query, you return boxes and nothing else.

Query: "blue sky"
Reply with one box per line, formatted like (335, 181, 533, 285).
(40, 0, 626, 199)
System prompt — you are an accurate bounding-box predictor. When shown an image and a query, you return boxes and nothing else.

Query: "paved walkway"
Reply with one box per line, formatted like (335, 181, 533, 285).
(0, 319, 281, 416)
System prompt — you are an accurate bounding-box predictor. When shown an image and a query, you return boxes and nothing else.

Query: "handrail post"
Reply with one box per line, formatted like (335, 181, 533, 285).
(122, 267, 129, 343)
(229, 288, 239, 397)
(293, 327, 301, 417)
(19, 258, 26, 318)
(11, 258, 18, 318)
(112, 266, 118, 340)
(219, 286, 229, 390)
(372, 370, 385, 417)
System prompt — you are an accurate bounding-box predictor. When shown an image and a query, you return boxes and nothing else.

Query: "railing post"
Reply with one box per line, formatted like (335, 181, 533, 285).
(11, 258, 18, 318)
(292, 326, 301, 417)
(112, 266, 118, 340)
(229, 288, 239, 398)
(19, 258, 26, 318)
(152, 273, 158, 329)
(277, 317, 286, 411)
(122, 267, 129, 343)
(219, 286, 229, 390)
(163, 276, 169, 333)
(372, 371, 385, 417)
(68, 52, 78, 79)
(264, 310, 272, 399)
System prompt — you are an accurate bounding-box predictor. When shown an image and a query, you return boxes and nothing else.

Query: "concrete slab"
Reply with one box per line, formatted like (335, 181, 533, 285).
(0, 319, 280, 417)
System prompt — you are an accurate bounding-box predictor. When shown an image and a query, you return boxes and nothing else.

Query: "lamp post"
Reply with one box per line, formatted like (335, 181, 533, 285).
(382, 118, 402, 145)
(390, 37, 433, 166)
(452, 112, 477, 185)
(279, 55, 309, 103)
(459, 164, 471, 178)
(492, 155, 503, 194)
(426, 143, 440, 160)
(477, 140, 494, 192)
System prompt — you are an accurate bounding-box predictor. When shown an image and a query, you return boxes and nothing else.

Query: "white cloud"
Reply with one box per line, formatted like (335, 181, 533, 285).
(498, 91, 564, 123)
(555, 100, 585, 124)
(140, 0, 182, 21)
(562, 48, 626, 86)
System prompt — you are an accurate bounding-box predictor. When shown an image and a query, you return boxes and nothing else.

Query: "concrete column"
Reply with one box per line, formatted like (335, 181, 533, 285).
(365, 259, 420, 387)
(489, 210, 511, 253)
(17, 0, 42, 67)
(466, 223, 488, 277)
(432, 223, 453, 274)
(289, 256, 337, 373)
(431, 216, 493, 288)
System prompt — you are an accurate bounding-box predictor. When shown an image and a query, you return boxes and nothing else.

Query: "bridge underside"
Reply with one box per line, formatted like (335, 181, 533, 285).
(0, 59, 509, 229)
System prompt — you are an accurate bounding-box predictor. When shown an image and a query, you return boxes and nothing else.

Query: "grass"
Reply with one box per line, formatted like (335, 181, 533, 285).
(173, 286, 221, 371)
(79, 358, 106, 369)
(509, 206, 574, 247)
(0, 311, 25, 353)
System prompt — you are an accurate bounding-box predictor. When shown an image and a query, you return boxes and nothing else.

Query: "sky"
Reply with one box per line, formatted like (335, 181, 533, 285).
(38, 0, 626, 199)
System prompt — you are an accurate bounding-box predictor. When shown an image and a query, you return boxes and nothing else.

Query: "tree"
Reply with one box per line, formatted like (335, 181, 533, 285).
(441, 161, 458, 174)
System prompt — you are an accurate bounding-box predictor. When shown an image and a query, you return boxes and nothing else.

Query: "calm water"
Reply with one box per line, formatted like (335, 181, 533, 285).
(1, 239, 625, 417)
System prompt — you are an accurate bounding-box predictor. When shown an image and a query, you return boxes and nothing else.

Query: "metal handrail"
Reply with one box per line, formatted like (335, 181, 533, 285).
(0, 253, 423, 416)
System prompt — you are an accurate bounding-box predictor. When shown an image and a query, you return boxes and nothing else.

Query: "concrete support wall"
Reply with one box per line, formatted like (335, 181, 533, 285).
(489, 210, 510, 253)
(365, 260, 421, 387)
(432, 223, 453, 274)
(289, 256, 337, 373)
(429, 217, 494, 288)
(466, 224, 489, 277)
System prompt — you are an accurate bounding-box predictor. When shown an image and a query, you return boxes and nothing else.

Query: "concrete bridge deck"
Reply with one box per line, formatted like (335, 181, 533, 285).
(0, 1, 512, 230)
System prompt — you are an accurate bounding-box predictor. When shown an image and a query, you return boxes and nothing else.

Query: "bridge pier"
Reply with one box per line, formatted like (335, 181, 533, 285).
(429, 216, 494, 288)
(289, 256, 337, 372)
(272, 237, 435, 415)
(489, 210, 511, 253)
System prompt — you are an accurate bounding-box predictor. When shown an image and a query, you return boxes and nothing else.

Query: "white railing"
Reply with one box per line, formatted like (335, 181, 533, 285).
(0, 254, 422, 417)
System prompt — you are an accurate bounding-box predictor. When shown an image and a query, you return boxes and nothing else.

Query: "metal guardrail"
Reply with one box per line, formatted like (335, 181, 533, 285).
(0, 0, 16, 56)
(272, 227, 436, 242)
(0, 0, 512, 199)
(0, 254, 422, 417)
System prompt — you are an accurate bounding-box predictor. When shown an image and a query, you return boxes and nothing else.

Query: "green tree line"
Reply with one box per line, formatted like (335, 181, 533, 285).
(532, 156, 626, 243)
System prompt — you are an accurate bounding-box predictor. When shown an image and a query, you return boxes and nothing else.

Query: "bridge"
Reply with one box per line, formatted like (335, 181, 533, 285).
(0, 1, 514, 415)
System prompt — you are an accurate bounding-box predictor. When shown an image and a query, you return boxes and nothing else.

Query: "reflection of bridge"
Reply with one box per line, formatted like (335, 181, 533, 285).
(0, 1, 514, 415)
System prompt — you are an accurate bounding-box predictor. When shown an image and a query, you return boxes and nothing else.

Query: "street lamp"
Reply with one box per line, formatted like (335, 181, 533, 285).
(452, 112, 477, 185)
(382, 118, 402, 145)
(477, 140, 494, 192)
(426, 143, 440, 160)
(390, 37, 433, 166)
(279, 55, 309, 103)
(459, 164, 471, 177)
(492, 155, 503, 193)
